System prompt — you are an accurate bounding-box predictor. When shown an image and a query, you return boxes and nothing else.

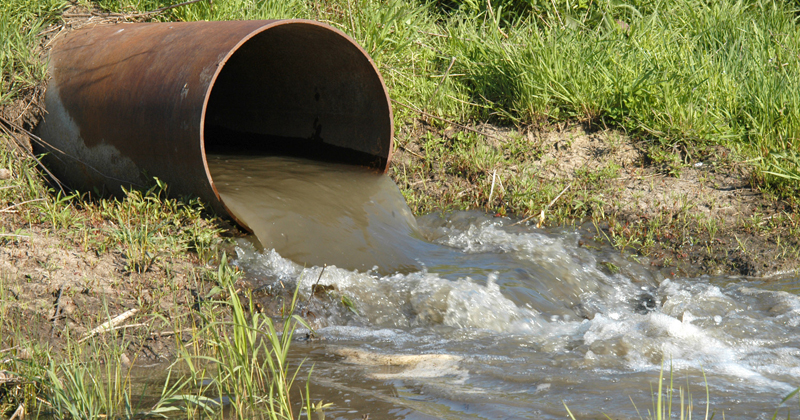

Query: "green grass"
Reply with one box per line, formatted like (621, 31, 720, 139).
(6, 0, 800, 196)
(0, 0, 67, 106)
(436, 0, 800, 194)
(0, 140, 225, 273)
(94, 178, 225, 272)
(178, 253, 316, 419)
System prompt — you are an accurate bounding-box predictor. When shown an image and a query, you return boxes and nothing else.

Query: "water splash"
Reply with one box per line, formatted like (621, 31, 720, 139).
(211, 155, 800, 418)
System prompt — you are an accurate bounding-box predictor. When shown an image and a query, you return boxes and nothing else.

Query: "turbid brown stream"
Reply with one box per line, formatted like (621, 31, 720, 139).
(208, 154, 430, 274)
(209, 155, 800, 419)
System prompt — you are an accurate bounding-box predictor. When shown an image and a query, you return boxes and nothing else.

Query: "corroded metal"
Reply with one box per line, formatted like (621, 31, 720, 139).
(36, 20, 393, 228)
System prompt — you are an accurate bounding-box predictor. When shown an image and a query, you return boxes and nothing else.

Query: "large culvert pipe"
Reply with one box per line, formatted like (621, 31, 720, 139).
(36, 20, 393, 229)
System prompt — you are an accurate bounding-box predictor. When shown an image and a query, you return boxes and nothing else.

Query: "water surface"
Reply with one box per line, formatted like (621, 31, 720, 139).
(209, 154, 427, 274)
(210, 155, 800, 419)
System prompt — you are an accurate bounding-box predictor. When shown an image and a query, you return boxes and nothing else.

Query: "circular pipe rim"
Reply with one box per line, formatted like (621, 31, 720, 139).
(198, 19, 394, 231)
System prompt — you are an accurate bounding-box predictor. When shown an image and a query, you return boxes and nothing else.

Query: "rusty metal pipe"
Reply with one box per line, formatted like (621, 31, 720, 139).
(35, 20, 393, 229)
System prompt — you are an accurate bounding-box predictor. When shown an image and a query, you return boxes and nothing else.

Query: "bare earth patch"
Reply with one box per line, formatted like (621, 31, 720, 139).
(0, 224, 219, 364)
(392, 122, 800, 279)
(531, 126, 761, 225)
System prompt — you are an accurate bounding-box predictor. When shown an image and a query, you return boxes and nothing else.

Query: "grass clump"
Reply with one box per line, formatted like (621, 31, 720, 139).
(180, 253, 315, 419)
(0, 0, 66, 106)
(439, 0, 800, 192)
(774, 387, 800, 420)
(0, 255, 318, 419)
(44, 356, 144, 419)
(95, 178, 224, 272)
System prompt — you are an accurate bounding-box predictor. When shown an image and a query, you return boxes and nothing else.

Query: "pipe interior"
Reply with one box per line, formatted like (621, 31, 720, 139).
(203, 23, 391, 170)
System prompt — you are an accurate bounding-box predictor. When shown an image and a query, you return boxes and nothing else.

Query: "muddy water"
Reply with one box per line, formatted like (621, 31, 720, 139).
(210, 156, 800, 419)
(208, 155, 430, 274)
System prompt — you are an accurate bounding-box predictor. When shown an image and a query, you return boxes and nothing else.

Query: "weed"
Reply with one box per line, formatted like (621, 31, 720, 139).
(772, 386, 800, 420)
(600, 261, 620, 274)
(564, 361, 714, 420)
(340, 294, 359, 315)
(36, 191, 82, 232)
(111, 220, 161, 273)
(179, 253, 316, 419)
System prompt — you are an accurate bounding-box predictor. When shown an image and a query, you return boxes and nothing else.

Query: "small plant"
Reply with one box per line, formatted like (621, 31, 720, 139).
(36, 191, 82, 232)
(599, 261, 620, 274)
(111, 219, 162, 273)
(45, 359, 123, 420)
(180, 253, 316, 419)
(41, 344, 211, 420)
(772, 386, 800, 420)
(564, 361, 713, 420)
(98, 178, 224, 272)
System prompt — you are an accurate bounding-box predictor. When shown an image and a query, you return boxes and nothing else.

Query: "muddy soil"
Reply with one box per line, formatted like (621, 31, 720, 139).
(0, 224, 227, 364)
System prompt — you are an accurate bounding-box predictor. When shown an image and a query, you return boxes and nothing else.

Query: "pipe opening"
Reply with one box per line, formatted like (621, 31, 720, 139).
(203, 22, 392, 170)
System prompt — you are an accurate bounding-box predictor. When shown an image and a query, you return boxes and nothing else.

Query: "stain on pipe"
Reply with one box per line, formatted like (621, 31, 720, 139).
(35, 20, 393, 229)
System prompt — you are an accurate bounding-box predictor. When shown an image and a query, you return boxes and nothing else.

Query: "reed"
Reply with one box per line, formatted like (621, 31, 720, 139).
(0, 330, 187, 419)
(44, 356, 135, 419)
(564, 361, 800, 420)
(773, 386, 800, 420)
(0, 254, 317, 419)
(178, 253, 316, 419)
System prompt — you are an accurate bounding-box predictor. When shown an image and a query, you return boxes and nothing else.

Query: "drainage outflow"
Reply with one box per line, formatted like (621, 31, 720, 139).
(36, 20, 393, 230)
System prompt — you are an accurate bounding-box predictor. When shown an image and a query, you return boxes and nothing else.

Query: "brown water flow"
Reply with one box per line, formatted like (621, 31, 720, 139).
(207, 154, 426, 274)
(207, 153, 800, 419)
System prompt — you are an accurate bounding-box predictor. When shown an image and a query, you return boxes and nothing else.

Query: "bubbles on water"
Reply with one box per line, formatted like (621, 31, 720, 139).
(231, 209, 800, 417)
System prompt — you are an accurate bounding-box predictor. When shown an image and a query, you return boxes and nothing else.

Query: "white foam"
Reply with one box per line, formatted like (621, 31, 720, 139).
(232, 216, 800, 403)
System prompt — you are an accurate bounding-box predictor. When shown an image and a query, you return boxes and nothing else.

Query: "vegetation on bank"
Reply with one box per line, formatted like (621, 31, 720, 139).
(54, 0, 800, 197)
(0, 141, 223, 273)
(2, 251, 319, 419)
(0, 0, 66, 107)
(4, 0, 800, 195)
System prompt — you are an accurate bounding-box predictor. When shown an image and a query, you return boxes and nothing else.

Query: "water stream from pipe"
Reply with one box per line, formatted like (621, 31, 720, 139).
(208, 155, 800, 419)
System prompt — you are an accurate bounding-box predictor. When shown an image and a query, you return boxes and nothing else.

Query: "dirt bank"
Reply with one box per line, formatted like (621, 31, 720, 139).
(392, 120, 800, 279)
(0, 226, 213, 363)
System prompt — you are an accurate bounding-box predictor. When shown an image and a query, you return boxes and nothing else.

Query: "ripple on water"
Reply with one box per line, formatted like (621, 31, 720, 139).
(218, 156, 800, 419)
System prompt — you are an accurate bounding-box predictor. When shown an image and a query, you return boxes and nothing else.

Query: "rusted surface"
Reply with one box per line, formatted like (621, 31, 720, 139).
(36, 20, 393, 228)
